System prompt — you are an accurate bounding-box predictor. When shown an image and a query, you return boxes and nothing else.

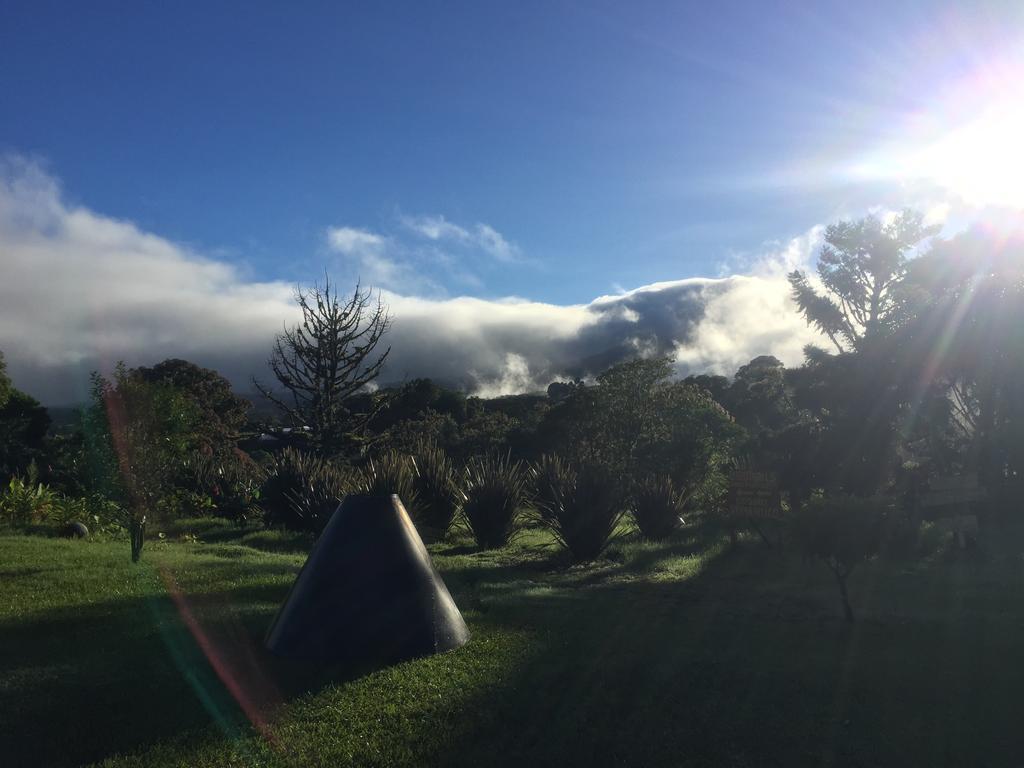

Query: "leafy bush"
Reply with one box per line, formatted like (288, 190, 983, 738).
(462, 453, 530, 549)
(792, 494, 888, 622)
(157, 488, 217, 519)
(534, 461, 626, 561)
(632, 475, 693, 541)
(359, 450, 419, 514)
(51, 494, 126, 535)
(530, 454, 574, 523)
(185, 449, 266, 524)
(261, 448, 352, 534)
(0, 474, 58, 526)
(411, 444, 461, 538)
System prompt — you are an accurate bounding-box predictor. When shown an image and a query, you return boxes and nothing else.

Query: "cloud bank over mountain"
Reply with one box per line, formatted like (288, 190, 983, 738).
(0, 159, 822, 404)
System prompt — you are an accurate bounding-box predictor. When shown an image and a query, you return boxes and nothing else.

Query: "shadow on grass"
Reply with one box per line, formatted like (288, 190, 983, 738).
(429, 548, 1024, 767)
(8, 528, 1024, 768)
(0, 594, 250, 768)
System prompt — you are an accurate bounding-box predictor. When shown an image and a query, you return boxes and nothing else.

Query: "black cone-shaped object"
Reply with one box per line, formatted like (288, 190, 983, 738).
(266, 494, 469, 667)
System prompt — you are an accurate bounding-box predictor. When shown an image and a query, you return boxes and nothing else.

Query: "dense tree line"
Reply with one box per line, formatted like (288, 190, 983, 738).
(1, 209, 1021, 574)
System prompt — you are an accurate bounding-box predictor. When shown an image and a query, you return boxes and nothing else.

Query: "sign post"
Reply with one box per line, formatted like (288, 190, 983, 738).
(728, 470, 782, 520)
(920, 474, 987, 549)
(726, 470, 782, 546)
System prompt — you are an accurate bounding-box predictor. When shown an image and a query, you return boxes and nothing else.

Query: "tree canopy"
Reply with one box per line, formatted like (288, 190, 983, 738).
(788, 210, 939, 352)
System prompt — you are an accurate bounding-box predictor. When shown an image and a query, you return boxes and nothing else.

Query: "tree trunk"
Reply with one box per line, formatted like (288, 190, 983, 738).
(130, 518, 146, 563)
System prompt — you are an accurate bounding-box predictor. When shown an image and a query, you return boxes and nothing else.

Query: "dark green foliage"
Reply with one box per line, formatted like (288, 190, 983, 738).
(530, 453, 573, 522)
(788, 348, 901, 496)
(261, 447, 352, 534)
(451, 409, 521, 462)
(898, 234, 1024, 487)
(0, 471, 57, 526)
(538, 357, 741, 497)
(787, 210, 939, 352)
(632, 475, 693, 541)
(0, 351, 51, 480)
(793, 494, 888, 621)
(411, 444, 461, 538)
(462, 453, 530, 549)
(81, 364, 202, 560)
(133, 359, 250, 450)
(534, 461, 626, 561)
(372, 378, 468, 431)
(359, 450, 419, 514)
(185, 449, 265, 524)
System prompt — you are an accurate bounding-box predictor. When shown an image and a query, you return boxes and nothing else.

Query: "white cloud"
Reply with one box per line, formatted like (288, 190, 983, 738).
(400, 214, 471, 242)
(325, 226, 385, 256)
(1, 158, 825, 404)
(401, 213, 522, 263)
(325, 224, 443, 295)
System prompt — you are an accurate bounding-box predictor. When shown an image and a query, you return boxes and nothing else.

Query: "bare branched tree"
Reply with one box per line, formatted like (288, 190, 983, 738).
(255, 277, 392, 455)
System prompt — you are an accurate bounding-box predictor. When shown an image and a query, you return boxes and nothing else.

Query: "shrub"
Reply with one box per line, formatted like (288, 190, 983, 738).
(261, 448, 352, 534)
(411, 444, 461, 538)
(632, 475, 693, 541)
(157, 488, 217, 520)
(792, 494, 888, 622)
(535, 462, 626, 561)
(359, 450, 419, 515)
(0, 474, 58, 526)
(462, 453, 530, 549)
(186, 449, 266, 524)
(530, 454, 574, 523)
(51, 494, 125, 535)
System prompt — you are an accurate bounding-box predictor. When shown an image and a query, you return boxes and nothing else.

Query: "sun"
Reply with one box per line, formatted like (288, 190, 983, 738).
(901, 102, 1024, 209)
(849, 52, 1024, 211)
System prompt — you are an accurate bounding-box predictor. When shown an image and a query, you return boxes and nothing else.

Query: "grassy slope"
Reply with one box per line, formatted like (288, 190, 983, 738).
(3, 520, 1024, 767)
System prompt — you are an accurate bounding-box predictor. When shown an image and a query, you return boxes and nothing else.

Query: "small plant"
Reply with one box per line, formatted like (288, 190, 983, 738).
(792, 494, 888, 622)
(359, 450, 419, 514)
(535, 462, 626, 561)
(632, 475, 693, 541)
(462, 453, 530, 549)
(530, 454, 574, 522)
(411, 444, 461, 539)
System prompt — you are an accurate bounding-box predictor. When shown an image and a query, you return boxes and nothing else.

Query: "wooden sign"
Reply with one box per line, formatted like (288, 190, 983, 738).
(728, 470, 782, 519)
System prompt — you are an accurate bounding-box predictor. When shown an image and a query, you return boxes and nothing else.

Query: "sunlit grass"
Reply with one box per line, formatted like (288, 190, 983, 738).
(6, 518, 1024, 766)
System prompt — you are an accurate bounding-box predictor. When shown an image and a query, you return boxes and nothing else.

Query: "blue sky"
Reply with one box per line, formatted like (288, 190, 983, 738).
(2, 1, 1023, 400)
(4, 1, 1019, 300)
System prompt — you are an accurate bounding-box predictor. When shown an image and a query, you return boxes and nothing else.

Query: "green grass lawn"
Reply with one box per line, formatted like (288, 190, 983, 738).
(4, 518, 1024, 767)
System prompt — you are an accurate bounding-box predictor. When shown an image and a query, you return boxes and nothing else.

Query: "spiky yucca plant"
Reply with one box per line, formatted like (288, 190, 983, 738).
(261, 447, 352, 533)
(462, 453, 530, 549)
(538, 462, 625, 562)
(530, 454, 574, 522)
(359, 450, 419, 515)
(411, 444, 461, 539)
(632, 475, 693, 541)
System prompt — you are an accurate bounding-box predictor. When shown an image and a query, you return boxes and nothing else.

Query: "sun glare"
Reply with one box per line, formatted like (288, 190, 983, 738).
(852, 53, 1024, 210)
(903, 102, 1024, 209)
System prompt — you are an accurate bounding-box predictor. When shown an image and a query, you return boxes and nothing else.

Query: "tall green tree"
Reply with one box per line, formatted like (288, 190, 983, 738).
(539, 357, 740, 497)
(0, 351, 51, 480)
(898, 229, 1024, 486)
(83, 364, 200, 561)
(785, 211, 940, 496)
(134, 358, 249, 450)
(788, 210, 939, 352)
